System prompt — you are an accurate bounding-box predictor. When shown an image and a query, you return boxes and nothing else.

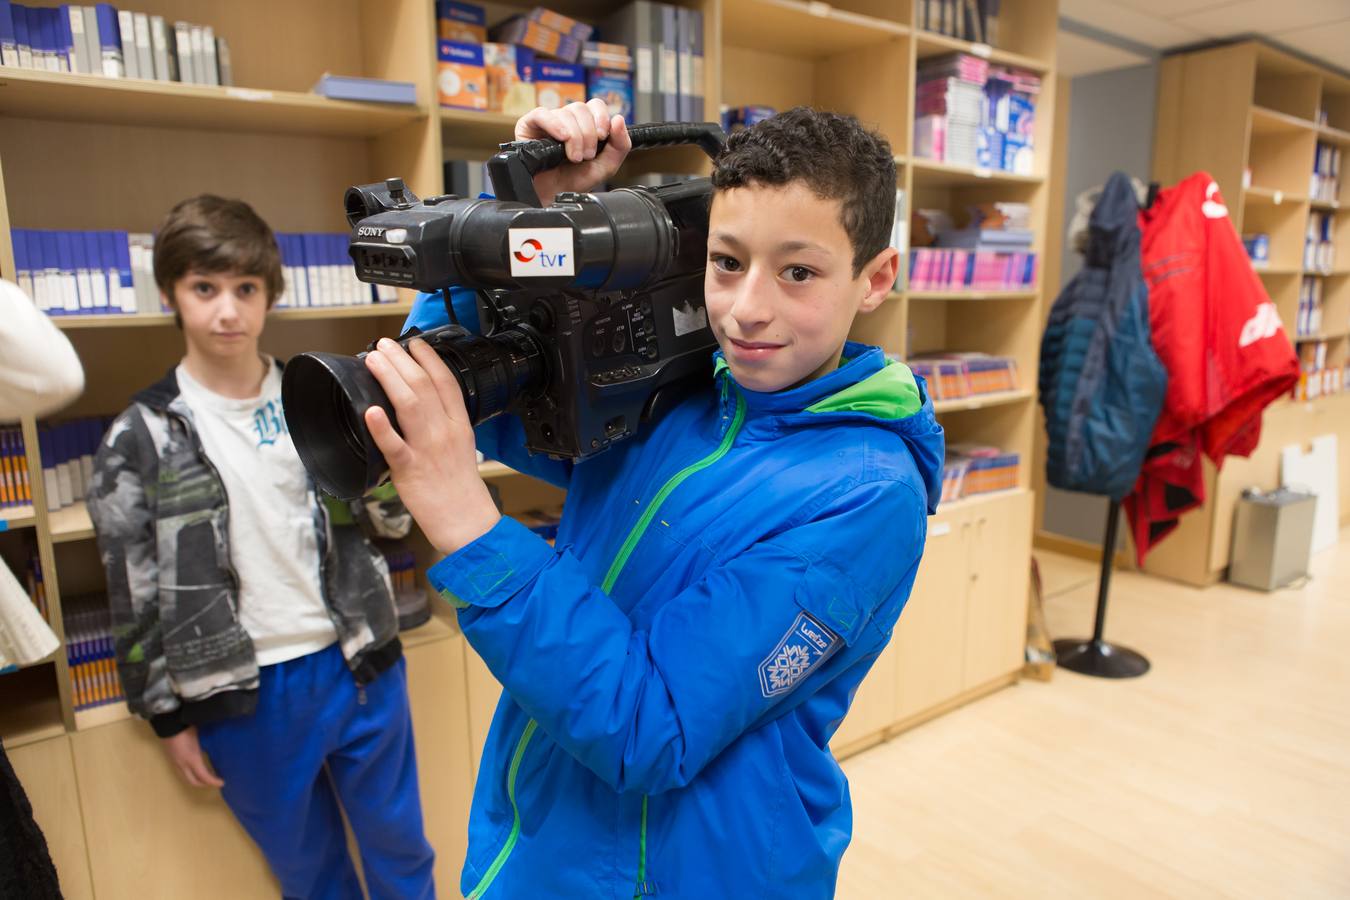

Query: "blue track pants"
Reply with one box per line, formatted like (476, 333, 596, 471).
(198, 643, 435, 899)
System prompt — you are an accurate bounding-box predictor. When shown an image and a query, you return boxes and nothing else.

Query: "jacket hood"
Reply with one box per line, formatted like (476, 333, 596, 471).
(715, 341, 945, 513)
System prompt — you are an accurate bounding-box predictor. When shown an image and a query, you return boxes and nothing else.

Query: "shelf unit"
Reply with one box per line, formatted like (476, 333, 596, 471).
(1148, 39, 1350, 586)
(0, 0, 1058, 892)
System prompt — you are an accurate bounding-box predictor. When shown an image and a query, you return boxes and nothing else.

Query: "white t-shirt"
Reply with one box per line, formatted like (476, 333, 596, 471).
(176, 358, 337, 666)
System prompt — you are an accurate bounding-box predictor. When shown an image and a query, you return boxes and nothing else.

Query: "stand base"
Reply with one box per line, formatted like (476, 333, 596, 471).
(1053, 638, 1150, 679)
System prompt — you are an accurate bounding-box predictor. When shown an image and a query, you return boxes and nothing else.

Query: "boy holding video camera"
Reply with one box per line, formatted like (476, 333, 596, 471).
(365, 101, 943, 898)
(87, 196, 435, 899)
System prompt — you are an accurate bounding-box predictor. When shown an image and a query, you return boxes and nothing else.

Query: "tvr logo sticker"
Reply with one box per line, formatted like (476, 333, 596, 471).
(509, 228, 575, 277)
(513, 239, 543, 263)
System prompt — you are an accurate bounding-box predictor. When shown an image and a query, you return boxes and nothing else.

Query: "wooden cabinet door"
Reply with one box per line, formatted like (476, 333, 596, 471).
(70, 718, 276, 900)
(8, 735, 93, 900)
(893, 507, 972, 723)
(463, 645, 502, 779)
(962, 491, 1034, 689)
(829, 632, 899, 752)
(404, 629, 475, 893)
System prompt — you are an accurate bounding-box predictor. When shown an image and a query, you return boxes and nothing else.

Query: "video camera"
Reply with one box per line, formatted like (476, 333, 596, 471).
(282, 122, 726, 500)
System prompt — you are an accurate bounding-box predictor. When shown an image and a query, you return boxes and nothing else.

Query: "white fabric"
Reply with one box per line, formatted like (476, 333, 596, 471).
(0, 279, 85, 419)
(0, 555, 59, 669)
(176, 358, 336, 665)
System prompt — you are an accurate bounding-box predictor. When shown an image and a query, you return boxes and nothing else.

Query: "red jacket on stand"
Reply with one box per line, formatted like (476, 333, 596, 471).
(1125, 172, 1299, 562)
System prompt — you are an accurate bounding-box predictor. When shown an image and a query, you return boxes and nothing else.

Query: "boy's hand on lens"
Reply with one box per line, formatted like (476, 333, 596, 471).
(363, 338, 501, 557)
(517, 99, 632, 205)
(161, 726, 225, 789)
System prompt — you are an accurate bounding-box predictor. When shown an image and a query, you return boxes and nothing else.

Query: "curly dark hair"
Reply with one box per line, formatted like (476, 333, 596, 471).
(711, 107, 896, 276)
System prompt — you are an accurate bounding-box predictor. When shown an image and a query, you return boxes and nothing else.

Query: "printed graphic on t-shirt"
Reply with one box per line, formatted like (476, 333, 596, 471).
(252, 399, 288, 448)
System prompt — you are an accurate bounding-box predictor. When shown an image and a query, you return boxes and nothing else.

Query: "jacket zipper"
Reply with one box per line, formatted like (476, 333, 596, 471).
(616, 390, 746, 897)
(467, 391, 748, 900)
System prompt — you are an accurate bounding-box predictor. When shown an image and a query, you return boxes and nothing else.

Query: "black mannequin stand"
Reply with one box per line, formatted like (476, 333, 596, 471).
(1052, 499, 1151, 678)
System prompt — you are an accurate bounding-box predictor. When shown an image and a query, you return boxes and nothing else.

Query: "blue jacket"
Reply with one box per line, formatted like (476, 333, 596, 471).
(407, 292, 944, 898)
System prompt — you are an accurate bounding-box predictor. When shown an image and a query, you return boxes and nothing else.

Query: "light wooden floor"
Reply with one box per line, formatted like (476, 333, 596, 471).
(838, 529, 1350, 899)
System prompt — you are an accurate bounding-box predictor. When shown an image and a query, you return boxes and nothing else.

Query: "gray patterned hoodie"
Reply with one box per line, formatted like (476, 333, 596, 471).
(88, 364, 410, 737)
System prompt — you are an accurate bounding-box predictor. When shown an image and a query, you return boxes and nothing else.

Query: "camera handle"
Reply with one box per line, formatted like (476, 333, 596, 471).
(486, 121, 727, 207)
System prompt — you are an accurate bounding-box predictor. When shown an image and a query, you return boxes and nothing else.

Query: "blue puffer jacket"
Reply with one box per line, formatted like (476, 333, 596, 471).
(407, 292, 944, 899)
(1039, 171, 1167, 500)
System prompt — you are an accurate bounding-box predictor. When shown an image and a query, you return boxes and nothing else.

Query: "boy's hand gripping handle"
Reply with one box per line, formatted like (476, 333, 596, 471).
(487, 122, 728, 206)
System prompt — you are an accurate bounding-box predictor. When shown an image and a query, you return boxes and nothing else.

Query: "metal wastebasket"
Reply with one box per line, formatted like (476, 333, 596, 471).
(1228, 488, 1317, 591)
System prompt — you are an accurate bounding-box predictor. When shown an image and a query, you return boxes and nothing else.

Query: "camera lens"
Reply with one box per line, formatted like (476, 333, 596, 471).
(283, 326, 547, 500)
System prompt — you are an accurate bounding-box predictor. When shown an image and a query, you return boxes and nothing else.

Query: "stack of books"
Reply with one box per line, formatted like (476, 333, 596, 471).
(25, 550, 48, 622)
(1292, 341, 1345, 402)
(914, 52, 1039, 175)
(38, 417, 109, 513)
(908, 352, 1018, 400)
(943, 444, 1019, 501)
(274, 233, 398, 310)
(916, 0, 1002, 45)
(62, 593, 125, 712)
(914, 53, 987, 169)
(0, 425, 32, 513)
(0, 2, 232, 85)
(1305, 212, 1335, 273)
(12, 228, 394, 317)
(20, 549, 49, 622)
(908, 247, 1036, 291)
(1297, 276, 1324, 338)
(1312, 140, 1342, 205)
(1243, 232, 1271, 267)
(909, 203, 1035, 291)
(432, 1, 702, 123)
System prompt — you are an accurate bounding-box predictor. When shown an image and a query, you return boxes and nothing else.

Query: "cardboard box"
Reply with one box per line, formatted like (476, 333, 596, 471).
(491, 16, 582, 62)
(437, 1, 487, 44)
(535, 61, 586, 109)
(582, 41, 633, 71)
(437, 41, 488, 111)
(587, 68, 632, 120)
(484, 42, 537, 116)
(527, 6, 593, 41)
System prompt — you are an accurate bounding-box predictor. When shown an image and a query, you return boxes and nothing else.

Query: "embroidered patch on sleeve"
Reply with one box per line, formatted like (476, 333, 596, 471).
(758, 611, 841, 699)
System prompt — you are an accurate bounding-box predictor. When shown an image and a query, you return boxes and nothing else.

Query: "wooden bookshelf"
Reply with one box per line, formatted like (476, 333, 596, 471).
(1150, 39, 1350, 586)
(51, 300, 416, 330)
(1244, 185, 1307, 206)
(910, 156, 1045, 186)
(72, 703, 132, 732)
(913, 29, 1050, 75)
(0, 664, 67, 749)
(722, 0, 909, 58)
(47, 503, 95, 543)
(0, 0, 1061, 891)
(0, 67, 426, 138)
(0, 504, 38, 531)
(907, 289, 1038, 301)
(932, 388, 1034, 414)
(440, 107, 524, 155)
